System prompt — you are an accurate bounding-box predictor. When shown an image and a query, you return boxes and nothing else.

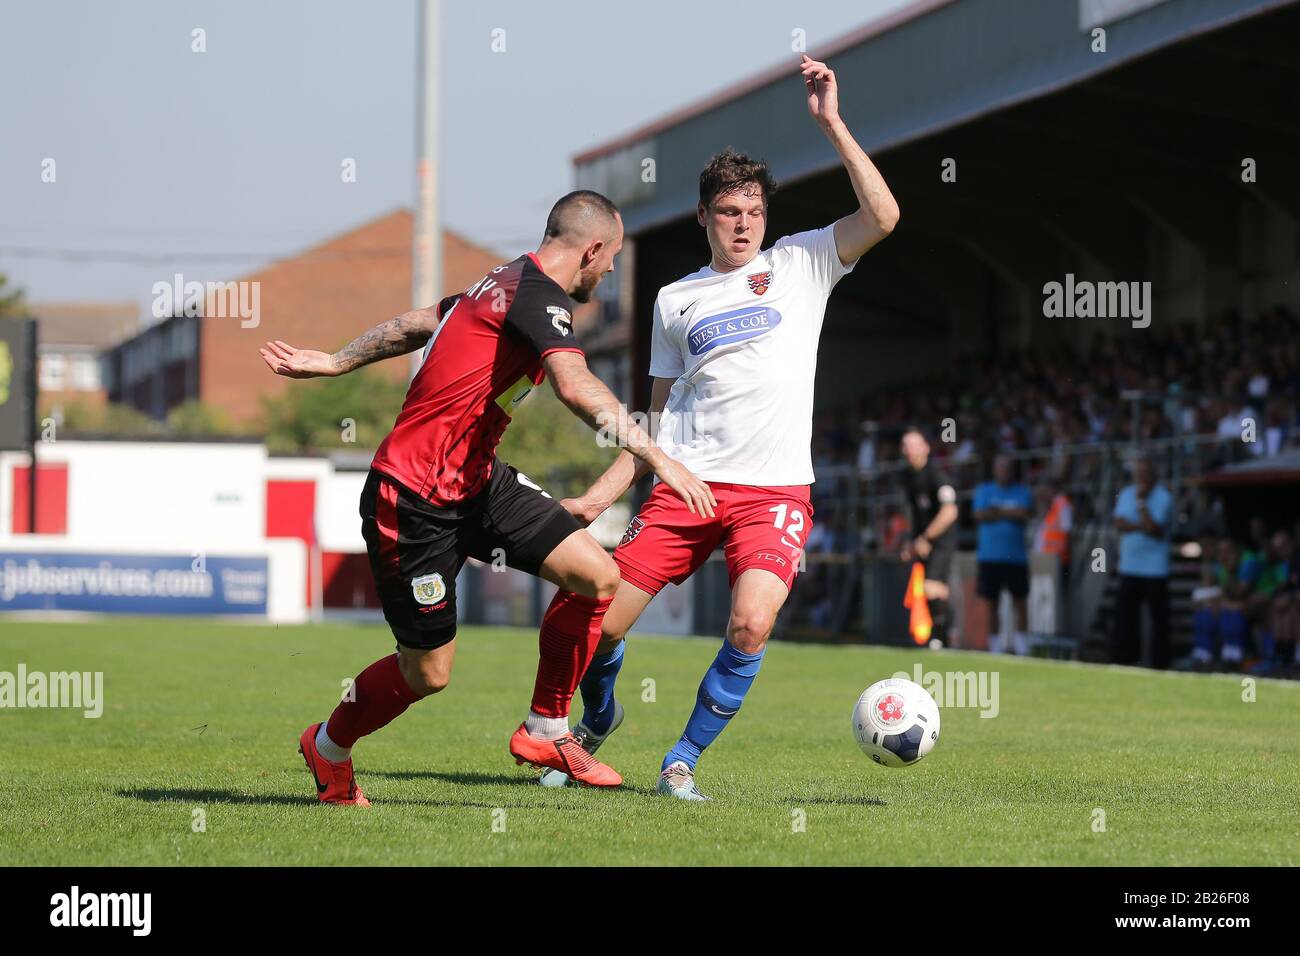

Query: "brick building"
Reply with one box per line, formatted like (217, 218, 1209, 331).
(105, 209, 507, 424)
(30, 301, 140, 411)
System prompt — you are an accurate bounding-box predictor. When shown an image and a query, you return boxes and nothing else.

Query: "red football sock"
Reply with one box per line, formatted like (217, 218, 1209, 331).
(531, 590, 613, 719)
(324, 654, 422, 749)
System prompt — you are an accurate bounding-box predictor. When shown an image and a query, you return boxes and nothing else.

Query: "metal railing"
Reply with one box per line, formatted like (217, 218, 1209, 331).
(785, 430, 1274, 640)
(810, 431, 1264, 550)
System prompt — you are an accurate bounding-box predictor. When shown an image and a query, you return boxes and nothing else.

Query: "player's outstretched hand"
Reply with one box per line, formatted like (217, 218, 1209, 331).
(560, 496, 606, 528)
(655, 459, 717, 518)
(800, 54, 840, 127)
(259, 340, 339, 378)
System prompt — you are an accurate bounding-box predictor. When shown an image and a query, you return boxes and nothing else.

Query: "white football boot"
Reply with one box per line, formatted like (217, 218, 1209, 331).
(656, 760, 711, 801)
(538, 699, 625, 788)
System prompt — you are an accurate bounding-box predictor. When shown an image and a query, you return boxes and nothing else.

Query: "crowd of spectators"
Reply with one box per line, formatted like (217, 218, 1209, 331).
(788, 308, 1300, 675)
(805, 306, 1300, 552)
(1188, 520, 1300, 677)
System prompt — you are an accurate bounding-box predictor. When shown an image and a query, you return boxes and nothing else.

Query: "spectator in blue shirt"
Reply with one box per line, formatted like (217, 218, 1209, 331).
(1112, 456, 1174, 668)
(973, 454, 1033, 654)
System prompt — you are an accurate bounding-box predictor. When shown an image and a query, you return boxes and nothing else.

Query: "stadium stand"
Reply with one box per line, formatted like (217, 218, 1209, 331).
(574, 0, 1300, 667)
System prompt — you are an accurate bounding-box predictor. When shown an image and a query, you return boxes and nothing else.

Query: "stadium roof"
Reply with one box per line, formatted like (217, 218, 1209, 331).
(576, 0, 1295, 233)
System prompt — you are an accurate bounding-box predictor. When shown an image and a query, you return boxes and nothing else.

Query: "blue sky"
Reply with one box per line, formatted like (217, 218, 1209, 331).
(0, 0, 909, 311)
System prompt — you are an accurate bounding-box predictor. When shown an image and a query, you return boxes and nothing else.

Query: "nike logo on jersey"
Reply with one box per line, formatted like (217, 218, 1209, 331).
(679, 300, 700, 316)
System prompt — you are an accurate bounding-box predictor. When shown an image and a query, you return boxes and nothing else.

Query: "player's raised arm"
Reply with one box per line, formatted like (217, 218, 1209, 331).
(544, 352, 715, 519)
(259, 304, 442, 379)
(799, 54, 900, 266)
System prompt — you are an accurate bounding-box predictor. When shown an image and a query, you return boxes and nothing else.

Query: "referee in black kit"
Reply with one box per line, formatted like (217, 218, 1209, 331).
(899, 426, 959, 642)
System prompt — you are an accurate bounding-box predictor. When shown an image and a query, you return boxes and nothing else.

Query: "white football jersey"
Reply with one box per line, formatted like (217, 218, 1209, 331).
(649, 225, 854, 485)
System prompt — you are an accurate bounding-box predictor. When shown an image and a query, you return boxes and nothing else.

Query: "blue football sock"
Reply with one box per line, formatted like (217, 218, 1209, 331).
(664, 641, 765, 771)
(1192, 608, 1216, 657)
(579, 641, 625, 737)
(1220, 609, 1248, 661)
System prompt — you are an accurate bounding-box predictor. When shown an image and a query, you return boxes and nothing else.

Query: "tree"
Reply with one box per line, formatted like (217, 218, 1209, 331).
(260, 369, 408, 453)
(495, 382, 616, 499)
(40, 398, 253, 440)
(0, 274, 27, 318)
(42, 399, 162, 437)
(167, 400, 242, 437)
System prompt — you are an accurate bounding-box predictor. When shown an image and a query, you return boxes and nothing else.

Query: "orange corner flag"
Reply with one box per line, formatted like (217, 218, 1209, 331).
(903, 561, 932, 645)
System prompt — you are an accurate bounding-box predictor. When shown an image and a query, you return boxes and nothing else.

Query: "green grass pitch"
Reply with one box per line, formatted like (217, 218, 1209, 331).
(2, 617, 1298, 866)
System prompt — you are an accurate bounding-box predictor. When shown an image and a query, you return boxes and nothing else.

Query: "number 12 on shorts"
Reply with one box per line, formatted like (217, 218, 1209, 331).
(769, 503, 806, 551)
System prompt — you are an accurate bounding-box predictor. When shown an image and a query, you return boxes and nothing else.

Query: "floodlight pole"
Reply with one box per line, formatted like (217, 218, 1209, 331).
(27, 319, 37, 534)
(410, 0, 442, 379)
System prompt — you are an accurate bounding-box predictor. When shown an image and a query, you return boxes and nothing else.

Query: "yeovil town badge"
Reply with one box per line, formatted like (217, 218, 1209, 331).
(411, 573, 446, 605)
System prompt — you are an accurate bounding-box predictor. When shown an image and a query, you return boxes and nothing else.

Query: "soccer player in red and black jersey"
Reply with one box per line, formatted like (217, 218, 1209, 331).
(260, 191, 714, 803)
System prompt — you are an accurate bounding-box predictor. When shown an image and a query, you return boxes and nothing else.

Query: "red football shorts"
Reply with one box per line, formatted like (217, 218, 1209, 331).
(613, 481, 814, 596)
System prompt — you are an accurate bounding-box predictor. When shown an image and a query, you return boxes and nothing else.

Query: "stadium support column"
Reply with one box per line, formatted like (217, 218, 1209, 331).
(411, 0, 442, 380)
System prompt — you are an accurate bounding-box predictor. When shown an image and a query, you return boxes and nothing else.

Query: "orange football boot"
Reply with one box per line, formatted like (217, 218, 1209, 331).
(509, 723, 622, 787)
(299, 723, 371, 806)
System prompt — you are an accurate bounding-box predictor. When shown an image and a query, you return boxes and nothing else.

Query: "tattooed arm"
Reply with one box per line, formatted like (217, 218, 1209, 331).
(259, 306, 439, 379)
(543, 352, 716, 518)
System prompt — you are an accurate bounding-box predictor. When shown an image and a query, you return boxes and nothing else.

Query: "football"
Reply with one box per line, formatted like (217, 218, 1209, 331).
(852, 678, 941, 767)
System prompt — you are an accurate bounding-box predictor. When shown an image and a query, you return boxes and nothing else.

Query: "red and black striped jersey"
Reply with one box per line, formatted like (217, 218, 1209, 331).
(370, 253, 583, 506)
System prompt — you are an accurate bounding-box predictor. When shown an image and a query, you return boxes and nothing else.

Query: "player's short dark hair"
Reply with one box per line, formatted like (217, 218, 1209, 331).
(698, 148, 777, 209)
(544, 190, 620, 242)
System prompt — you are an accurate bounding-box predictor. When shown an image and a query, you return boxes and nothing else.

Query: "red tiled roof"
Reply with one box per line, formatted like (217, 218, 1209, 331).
(27, 301, 141, 349)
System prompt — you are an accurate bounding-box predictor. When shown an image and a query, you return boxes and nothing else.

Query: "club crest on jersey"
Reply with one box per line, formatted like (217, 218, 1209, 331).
(620, 516, 645, 547)
(747, 270, 772, 296)
(548, 306, 573, 336)
(686, 306, 782, 356)
(411, 573, 446, 606)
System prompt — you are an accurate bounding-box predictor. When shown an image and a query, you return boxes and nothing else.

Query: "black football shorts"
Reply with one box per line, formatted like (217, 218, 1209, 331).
(359, 460, 581, 650)
(977, 560, 1030, 600)
(923, 539, 955, 586)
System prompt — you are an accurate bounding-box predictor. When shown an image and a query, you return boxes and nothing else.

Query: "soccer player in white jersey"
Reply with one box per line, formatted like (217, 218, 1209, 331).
(545, 55, 900, 799)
